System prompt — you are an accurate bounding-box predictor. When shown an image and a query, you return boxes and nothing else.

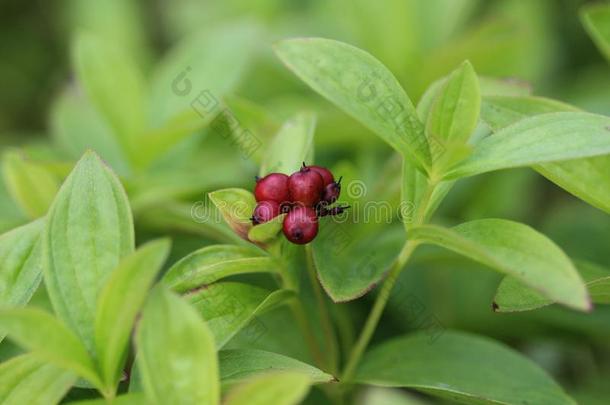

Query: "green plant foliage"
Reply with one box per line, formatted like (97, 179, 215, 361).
(581, 3, 610, 61)
(355, 331, 576, 405)
(136, 287, 219, 405)
(223, 372, 312, 405)
(42, 151, 134, 353)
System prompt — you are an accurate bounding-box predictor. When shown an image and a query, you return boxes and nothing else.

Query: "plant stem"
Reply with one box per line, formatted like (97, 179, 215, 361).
(340, 240, 419, 382)
(305, 244, 340, 374)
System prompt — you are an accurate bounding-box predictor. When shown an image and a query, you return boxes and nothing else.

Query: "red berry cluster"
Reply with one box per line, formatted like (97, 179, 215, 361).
(251, 163, 348, 244)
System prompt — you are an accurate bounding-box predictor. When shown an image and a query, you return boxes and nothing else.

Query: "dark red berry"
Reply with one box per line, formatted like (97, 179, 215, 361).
(283, 206, 319, 244)
(307, 165, 334, 186)
(289, 167, 324, 207)
(254, 173, 290, 204)
(251, 200, 281, 225)
(322, 178, 341, 204)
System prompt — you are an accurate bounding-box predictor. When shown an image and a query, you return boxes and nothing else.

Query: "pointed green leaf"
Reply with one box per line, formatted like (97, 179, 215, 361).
(0, 308, 100, 387)
(274, 38, 430, 170)
(494, 260, 610, 312)
(581, 3, 610, 61)
(208, 188, 256, 240)
(247, 214, 286, 244)
(219, 349, 334, 387)
(95, 239, 171, 391)
(445, 112, 610, 179)
(187, 283, 293, 347)
(73, 33, 146, 157)
(2, 150, 59, 219)
(410, 219, 590, 311)
(224, 372, 311, 405)
(481, 95, 610, 215)
(136, 287, 219, 405)
(259, 112, 316, 176)
(0, 220, 44, 313)
(355, 331, 576, 405)
(427, 60, 480, 145)
(43, 151, 135, 353)
(0, 354, 76, 405)
(163, 245, 277, 293)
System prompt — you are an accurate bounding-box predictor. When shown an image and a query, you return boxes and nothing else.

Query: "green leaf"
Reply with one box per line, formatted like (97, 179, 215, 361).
(148, 22, 258, 127)
(259, 112, 316, 176)
(219, 349, 334, 387)
(0, 354, 76, 405)
(0, 220, 44, 313)
(581, 3, 610, 61)
(410, 219, 590, 311)
(224, 372, 311, 405)
(95, 239, 171, 391)
(426, 60, 480, 145)
(136, 287, 219, 405)
(73, 33, 145, 158)
(43, 151, 135, 353)
(208, 188, 256, 240)
(494, 260, 610, 312)
(163, 245, 277, 293)
(50, 89, 130, 176)
(445, 112, 610, 179)
(2, 150, 59, 219)
(66, 393, 148, 405)
(274, 38, 430, 170)
(312, 221, 405, 302)
(247, 214, 286, 244)
(0, 307, 100, 388)
(481, 95, 610, 215)
(187, 283, 293, 347)
(355, 331, 576, 405)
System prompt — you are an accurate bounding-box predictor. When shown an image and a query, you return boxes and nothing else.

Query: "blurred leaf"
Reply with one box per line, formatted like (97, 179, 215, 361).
(247, 214, 286, 244)
(260, 112, 316, 176)
(312, 221, 405, 302)
(357, 387, 431, 405)
(355, 331, 576, 405)
(427, 60, 480, 146)
(163, 245, 277, 293)
(187, 282, 293, 347)
(2, 150, 59, 219)
(136, 287, 219, 405)
(209, 188, 256, 240)
(494, 260, 610, 312)
(445, 112, 610, 179)
(219, 349, 334, 387)
(95, 239, 171, 391)
(581, 3, 610, 61)
(275, 38, 430, 171)
(50, 89, 130, 176)
(148, 22, 258, 127)
(410, 219, 590, 311)
(43, 151, 134, 352)
(67, 393, 148, 405)
(0, 220, 43, 315)
(481, 96, 610, 215)
(73, 33, 146, 159)
(0, 307, 100, 388)
(224, 372, 311, 405)
(0, 354, 76, 405)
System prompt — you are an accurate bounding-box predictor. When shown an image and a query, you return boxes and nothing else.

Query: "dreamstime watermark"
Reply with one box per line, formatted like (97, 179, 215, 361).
(171, 66, 262, 159)
(191, 179, 417, 226)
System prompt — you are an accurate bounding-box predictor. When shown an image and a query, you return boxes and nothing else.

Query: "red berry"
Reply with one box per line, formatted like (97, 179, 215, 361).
(322, 180, 341, 204)
(289, 168, 324, 207)
(254, 173, 290, 204)
(251, 201, 281, 225)
(283, 206, 318, 244)
(307, 165, 334, 186)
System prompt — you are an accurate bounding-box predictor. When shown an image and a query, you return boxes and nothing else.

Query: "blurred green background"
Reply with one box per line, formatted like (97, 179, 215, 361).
(0, 0, 609, 403)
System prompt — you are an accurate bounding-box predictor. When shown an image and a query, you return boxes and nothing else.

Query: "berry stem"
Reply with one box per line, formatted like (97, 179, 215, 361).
(305, 244, 340, 374)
